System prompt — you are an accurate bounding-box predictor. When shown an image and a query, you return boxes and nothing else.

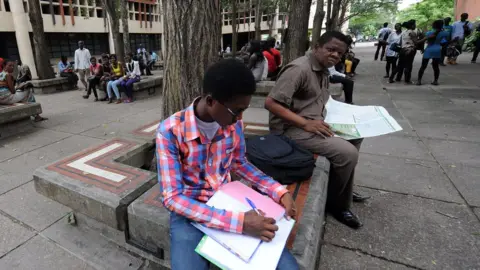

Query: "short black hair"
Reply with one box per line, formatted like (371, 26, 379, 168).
(433, 19, 444, 30)
(109, 54, 117, 60)
(383, 22, 388, 27)
(203, 59, 256, 103)
(316, 31, 350, 47)
(90, 56, 96, 61)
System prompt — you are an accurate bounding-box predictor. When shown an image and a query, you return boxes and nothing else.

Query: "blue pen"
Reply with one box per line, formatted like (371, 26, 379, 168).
(245, 197, 261, 215)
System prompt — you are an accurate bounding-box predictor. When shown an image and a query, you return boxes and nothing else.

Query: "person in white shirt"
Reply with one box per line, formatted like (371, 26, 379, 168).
(328, 66, 354, 104)
(451, 13, 473, 62)
(375, 23, 391, 61)
(225, 45, 231, 54)
(74, 40, 91, 90)
(119, 53, 141, 103)
(384, 23, 402, 78)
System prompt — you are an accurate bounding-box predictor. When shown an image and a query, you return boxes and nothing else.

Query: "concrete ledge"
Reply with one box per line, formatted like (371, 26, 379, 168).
(329, 83, 343, 99)
(33, 138, 157, 230)
(31, 77, 70, 94)
(256, 81, 275, 95)
(291, 157, 330, 270)
(133, 76, 163, 96)
(0, 103, 42, 125)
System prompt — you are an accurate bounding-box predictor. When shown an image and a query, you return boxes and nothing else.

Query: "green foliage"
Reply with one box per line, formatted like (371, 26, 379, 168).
(396, 0, 453, 31)
(348, 0, 397, 35)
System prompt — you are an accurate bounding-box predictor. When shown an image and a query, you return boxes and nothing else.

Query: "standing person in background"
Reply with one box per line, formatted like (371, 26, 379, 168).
(416, 20, 449, 85)
(411, 20, 425, 54)
(225, 44, 231, 54)
(58, 56, 78, 89)
(450, 13, 473, 64)
(471, 24, 480, 63)
(375, 23, 391, 61)
(120, 53, 141, 103)
(384, 23, 402, 78)
(247, 40, 266, 82)
(440, 17, 453, 66)
(389, 21, 417, 84)
(74, 41, 91, 91)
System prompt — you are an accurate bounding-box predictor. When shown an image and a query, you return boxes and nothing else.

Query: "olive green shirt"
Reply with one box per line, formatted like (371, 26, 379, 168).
(268, 51, 330, 140)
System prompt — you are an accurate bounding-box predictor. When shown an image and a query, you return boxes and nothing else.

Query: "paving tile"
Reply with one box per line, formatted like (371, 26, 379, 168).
(0, 128, 71, 162)
(356, 154, 462, 203)
(41, 217, 143, 270)
(0, 182, 70, 231)
(443, 164, 480, 207)
(0, 213, 35, 257)
(413, 123, 480, 143)
(474, 208, 480, 220)
(319, 244, 413, 270)
(424, 139, 480, 167)
(324, 187, 480, 270)
(0, 235, 95, 270)
(393, 99, 459, 111)
(399, 108, 480, 125)
(360, 135, 434, 161)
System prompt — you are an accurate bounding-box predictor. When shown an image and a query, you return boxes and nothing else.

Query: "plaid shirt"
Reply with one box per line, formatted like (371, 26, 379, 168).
(156, 101, 288, 233)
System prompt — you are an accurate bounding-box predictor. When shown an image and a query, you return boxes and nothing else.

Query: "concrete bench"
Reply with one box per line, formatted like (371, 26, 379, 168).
(329, 83, 344, 100)
(132, 76, 163, 96)
(30, 77, 70, 94)
(0, 103, 43, 138)
(33, 117, 329, 270)
(256, 80, 276, 96)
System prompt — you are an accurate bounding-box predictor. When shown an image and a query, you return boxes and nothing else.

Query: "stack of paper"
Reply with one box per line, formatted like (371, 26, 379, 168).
(193, 181, 295, 270)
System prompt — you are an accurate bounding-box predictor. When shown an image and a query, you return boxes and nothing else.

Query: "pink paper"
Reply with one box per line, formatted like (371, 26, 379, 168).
(219, 181, 285, 220)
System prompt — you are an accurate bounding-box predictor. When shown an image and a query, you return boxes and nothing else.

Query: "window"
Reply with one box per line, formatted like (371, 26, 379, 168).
(43, 33, 109, 58)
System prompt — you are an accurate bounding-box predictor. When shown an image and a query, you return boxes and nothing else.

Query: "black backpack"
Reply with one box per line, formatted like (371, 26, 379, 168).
(246, 134, 316, 185)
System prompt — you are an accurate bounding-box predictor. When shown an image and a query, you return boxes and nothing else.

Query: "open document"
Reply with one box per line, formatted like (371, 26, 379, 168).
(325, 97, 402, 139)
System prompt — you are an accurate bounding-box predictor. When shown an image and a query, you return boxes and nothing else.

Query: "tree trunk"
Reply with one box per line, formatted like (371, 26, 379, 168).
(338, 0, 349, 29)
(267, 14, 275, 35)
(162, 0, 221, 117)
(311, 0, 325, 49)
(102, 0, 124, 60)
(231, 0, 238, 55)
(120, 0, 131, 57)
(254, 0, 262, 40)
(283, 0, 312, 65)
(326, 0, 341, 31)
(27, 0, 55, 79)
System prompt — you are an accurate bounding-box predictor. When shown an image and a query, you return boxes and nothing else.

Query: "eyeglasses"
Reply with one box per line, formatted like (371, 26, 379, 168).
(219, 102, 248, 121)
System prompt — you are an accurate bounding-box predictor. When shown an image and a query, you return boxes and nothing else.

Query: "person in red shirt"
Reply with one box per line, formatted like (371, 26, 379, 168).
(262, 38, 282, 79)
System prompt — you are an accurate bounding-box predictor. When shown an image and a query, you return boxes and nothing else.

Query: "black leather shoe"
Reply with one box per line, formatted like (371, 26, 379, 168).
(353, 192, 370, 203)
(331, 210, 363, 229)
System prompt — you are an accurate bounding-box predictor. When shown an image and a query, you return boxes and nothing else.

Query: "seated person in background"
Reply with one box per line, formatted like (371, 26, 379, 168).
(16, 60, 32, 84)
(148, 51, 157, 70)
(248, 40, 267, 82)
(99, 53, 112, 101)
(58, 55, 79, 89)
(343, 36, 360, 77)
(264, 31, 369, 230)
(83, 57, 103, 101)
(329, 65, 354, 104)
(0, 60, 46, 121)
(119, 53, 141, 103)
(137, 48, 153, 76)
(106, 54, 124, 104)
(156, 59, 298, 270)
(263, 38, 282, 79)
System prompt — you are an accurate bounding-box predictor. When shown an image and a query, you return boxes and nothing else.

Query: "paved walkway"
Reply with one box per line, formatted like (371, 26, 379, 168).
(0, 48, 479, 269)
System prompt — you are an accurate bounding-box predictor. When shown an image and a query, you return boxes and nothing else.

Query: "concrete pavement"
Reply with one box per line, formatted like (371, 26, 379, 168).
(0, 47, 479, 269)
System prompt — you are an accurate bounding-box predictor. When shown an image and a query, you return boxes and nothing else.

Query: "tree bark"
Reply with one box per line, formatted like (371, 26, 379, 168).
(231, 0, 238, 55)
(254, 0, 262, 40)
(162, 0, 221, 117)
(120, 0, 131, 57)
(102, 0, 124, 60)
(27, 0, 55, 79)
(338, 0, 349, 29)
(311, 0, 325, 48)
(326, 0, 341, 30)
(283, 0, 312, 65)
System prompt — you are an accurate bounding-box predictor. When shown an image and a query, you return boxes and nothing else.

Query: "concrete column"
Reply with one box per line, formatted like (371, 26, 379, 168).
(9, 0, 38, 79)
(107, 16, 115, 54)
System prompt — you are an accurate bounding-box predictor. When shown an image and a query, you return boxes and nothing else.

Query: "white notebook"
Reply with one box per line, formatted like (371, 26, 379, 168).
(196, 217, 295, 270)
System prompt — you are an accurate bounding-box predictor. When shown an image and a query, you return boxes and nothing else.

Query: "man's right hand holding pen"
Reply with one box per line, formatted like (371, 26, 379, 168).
(243, 210, 278, 242)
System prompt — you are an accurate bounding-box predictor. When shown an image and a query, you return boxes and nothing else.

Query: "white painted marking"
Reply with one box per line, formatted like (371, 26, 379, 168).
(246, 125, 269, 131)
(142, 123, 159, 133)
(67, 143, 126, 182)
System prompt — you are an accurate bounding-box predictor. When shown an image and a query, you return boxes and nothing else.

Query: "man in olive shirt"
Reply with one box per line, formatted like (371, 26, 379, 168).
(265, 31, 368, 229)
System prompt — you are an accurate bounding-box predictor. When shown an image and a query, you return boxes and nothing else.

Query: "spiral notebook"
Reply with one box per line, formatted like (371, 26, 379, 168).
(192, 181, 287, 262)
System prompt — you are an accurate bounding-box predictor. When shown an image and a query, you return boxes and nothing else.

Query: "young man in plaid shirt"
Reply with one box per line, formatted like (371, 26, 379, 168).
(156, 59, 299, 269)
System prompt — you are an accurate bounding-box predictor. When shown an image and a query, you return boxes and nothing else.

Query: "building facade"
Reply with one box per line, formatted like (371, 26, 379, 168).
(455, 0, 480, 20)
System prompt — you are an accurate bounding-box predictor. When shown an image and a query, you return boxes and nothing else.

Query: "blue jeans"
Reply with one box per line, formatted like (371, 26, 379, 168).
(170, 212, 299, 270)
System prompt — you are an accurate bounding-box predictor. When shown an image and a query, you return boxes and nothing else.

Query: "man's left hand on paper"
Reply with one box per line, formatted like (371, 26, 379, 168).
(280, 193, 297, 220)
